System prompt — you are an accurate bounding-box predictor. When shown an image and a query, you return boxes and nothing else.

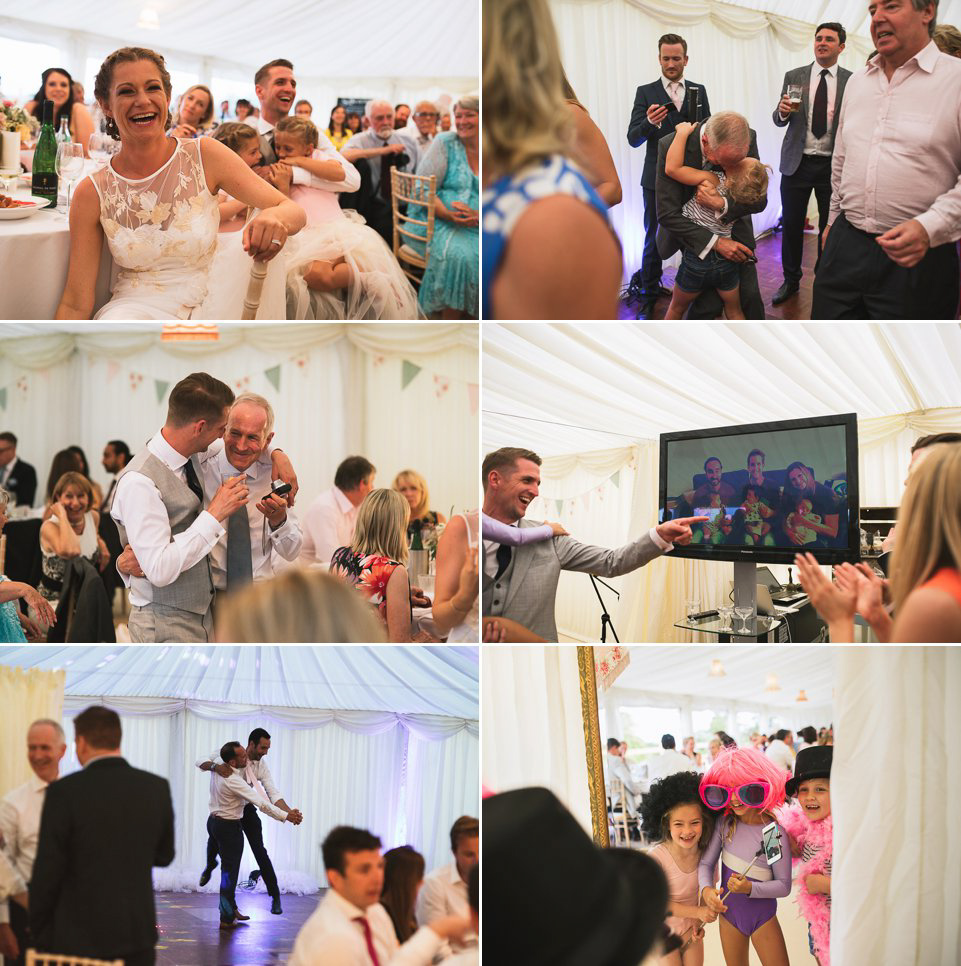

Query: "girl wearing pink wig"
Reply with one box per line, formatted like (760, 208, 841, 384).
(697, 746, 791, 966)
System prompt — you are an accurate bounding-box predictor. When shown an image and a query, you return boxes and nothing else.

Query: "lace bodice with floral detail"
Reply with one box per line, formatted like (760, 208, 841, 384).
(89, 138, 220, 318)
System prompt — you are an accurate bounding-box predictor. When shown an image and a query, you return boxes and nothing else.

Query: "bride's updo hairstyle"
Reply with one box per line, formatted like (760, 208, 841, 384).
(95, 46, 173, 140)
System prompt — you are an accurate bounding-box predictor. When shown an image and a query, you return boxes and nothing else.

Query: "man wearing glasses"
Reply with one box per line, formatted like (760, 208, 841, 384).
(410, 100, 440, 148)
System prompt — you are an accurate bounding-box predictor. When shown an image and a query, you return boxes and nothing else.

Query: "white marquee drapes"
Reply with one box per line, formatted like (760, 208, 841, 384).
(548, 0, 890, 275)
(484, 322, 961, 642)
(0, 322, 479, 524)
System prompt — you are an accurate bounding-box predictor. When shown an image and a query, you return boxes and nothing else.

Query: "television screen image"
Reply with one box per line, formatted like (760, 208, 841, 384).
(658, 413, 859, 565)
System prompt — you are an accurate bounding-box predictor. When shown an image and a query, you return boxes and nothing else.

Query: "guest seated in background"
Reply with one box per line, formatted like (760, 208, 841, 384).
(301, 456, 375, 567)
(66, 446, 104, 509)
(25, 67, 94, 158)
(0, 433, 37, 508)
(407, 96, 479, 319)
(169, 84, 215, 139)
(0, 487, 54, 642)
(798, 441, 961, 644)
(235, 99, 255, 122)
(38, 471, 109, 624)
(432, 510, 478, 642)
(271, 115, 419, 320)
(218, 99, 232, 122)
(330, 488, 414, 642)
(562, 69, 622, 208)
(410, 101, 439, 150)
(482, 0, 621, 319)
(392, 469, 447, 542)
(216, 569, 385, 643)
(346, 111, 362, 134)
(416, 816, 478, 957)
(341, 99, 421, 244)
(394, 104, 411, 128)
(446, 866, 478, 966)
(295, 99, 313, 118)
(440, 112, 451, 132)
(325, 104, 352, 150)
(380, 845, 425, 943)
(42, 449, 91, 518)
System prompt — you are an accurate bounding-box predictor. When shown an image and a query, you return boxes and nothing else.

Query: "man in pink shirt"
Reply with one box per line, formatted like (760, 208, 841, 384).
(812, 0, 961, 319)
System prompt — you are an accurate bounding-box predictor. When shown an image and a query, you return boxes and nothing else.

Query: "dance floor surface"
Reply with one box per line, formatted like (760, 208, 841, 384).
(155, 891, 320, 965)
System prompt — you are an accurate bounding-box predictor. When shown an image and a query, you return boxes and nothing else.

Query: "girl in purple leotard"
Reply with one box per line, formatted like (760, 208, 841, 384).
(697, 747, 791, 966)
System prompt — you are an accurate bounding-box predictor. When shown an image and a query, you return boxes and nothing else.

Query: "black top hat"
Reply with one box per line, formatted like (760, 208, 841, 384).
(483, 787, 668, 966)
(786, 745, 833, 797)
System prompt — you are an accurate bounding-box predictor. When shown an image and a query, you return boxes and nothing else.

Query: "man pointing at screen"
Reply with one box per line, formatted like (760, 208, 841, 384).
(481, 447, 707, 641)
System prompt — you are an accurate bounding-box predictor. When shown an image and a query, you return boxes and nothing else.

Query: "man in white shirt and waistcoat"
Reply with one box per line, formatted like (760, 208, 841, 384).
(197, 727, 301, 917)
(0, 720, 66, 965)
(206, 739, 301, 929)
(289, 826, 469, 966)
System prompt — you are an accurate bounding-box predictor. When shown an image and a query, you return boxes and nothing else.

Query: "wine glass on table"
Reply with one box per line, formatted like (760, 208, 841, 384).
(685, 598, 699, 625)
(55, 141, 84, 215)
(88, 132, 111, 167)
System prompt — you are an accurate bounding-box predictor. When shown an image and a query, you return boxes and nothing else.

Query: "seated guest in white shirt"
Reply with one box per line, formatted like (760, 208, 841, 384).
(197, 393, 303, 597)
(207, 740, 300, 929)
(443, 866, 478, 966)
(765, 729, 796, 774)
(647, 734, 699, 782)
(0, 719, 66, 964)
(111, 373, 297, 643)
(197, 727, 302, 916)
(301, 456, 375, 567)
(813, 0, 961, 319)
(289, 826, 468, 966)
(415, 815, 478, 957)
(605, 737, 644, 817)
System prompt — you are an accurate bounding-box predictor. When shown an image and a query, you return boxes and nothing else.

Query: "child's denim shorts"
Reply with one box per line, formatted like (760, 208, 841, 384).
(675, 247, 740, 294)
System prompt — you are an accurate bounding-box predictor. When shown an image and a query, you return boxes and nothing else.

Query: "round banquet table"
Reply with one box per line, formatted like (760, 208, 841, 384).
(1, 172, 113, 320)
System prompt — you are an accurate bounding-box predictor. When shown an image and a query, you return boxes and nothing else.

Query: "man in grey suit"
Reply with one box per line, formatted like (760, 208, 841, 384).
(771, 22, 852, 306)
(655, 112, 768, 318)
(481, 448, 707, 642)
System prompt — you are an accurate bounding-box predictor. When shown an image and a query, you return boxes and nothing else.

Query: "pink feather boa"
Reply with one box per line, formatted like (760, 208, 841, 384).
(776, 803, 832, 966)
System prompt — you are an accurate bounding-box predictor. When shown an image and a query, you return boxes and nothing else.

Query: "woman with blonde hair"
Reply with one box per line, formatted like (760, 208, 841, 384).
(170, 83, 215, 138)
(797, 442, 961, 642)
(215, 569, 385, 643)
(482, 0, 621, 320)
(330, 488, 414, 641)
(392, 469, 447, 541)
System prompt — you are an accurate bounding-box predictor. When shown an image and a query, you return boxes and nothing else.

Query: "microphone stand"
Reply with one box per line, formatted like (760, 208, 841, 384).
(589, 574, 620, 643)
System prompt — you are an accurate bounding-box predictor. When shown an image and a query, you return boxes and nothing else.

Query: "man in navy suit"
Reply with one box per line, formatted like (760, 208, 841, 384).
(771, 22, 852, 306)
(627, 33, 711, 318)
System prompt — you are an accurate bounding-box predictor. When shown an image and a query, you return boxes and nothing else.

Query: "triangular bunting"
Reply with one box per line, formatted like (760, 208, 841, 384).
(265, 365, 281, 392)
(581, 492, 591, 511)
(466, 382, 478, 415)
(106, 360, 120, 382)
(154, 379, 170, 404)
(555, 499, 563, 516)
(401, 360, 422, 389)
(611, 470, 620, 488)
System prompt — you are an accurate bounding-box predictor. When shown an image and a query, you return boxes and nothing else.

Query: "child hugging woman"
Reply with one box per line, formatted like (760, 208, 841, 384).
(698, 746, 792, 966)
(640, 771, 718, 966)
(663, 120, 770, 321)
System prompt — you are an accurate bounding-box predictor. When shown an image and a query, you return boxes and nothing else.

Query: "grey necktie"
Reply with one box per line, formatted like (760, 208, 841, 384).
(226, 502, 253, 591)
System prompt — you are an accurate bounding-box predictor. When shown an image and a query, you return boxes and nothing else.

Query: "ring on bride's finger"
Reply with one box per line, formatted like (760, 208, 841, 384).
(270, 239, 282, 246)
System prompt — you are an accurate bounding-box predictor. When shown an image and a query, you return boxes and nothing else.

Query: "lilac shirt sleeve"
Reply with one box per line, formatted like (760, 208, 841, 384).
(748, 822, 792, 899)
(482, 513, 554, 546)
(698, 820, 724, 892)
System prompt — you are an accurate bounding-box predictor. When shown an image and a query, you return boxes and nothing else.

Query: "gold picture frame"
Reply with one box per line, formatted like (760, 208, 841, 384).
(576, 645, 609, 847)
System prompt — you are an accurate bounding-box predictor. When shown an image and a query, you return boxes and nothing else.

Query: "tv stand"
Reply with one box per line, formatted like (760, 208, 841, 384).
(732, 561, 758, 643)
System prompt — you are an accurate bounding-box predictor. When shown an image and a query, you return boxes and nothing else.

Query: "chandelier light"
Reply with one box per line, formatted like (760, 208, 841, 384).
(764, 673, 781, 693)
(709, 659, 726, 677)
(161, 324, 219, 341)
(795, 690, 808, 702)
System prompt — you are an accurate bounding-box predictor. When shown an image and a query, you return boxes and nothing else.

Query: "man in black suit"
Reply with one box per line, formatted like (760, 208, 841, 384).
(655, 112, 768, 318)
(0, 434, 37, 507)
(627, 33, 711, 318)
(29, 706, 174, 966)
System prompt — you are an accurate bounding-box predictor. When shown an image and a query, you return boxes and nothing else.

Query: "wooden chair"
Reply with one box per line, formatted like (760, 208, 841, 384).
(390, 168, 436, 287)
(27, 952, 123, 966)
(241, 261, 269, 320)
(608, 777, 641, 848)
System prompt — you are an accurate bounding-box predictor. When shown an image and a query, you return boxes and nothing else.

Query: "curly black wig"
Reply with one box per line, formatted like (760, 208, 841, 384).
(639, 770, 714, 848)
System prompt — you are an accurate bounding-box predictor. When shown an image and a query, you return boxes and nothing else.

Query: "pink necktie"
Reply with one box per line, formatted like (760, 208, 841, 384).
(355, 916, 382, 966)
(669, 82, 682, 111)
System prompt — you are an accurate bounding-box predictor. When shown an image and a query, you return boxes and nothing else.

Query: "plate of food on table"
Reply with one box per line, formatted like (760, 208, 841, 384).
(0, 193, 44, 219)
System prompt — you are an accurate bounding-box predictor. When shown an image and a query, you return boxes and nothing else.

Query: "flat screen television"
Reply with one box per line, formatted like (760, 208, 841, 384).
(658, 413, 859, 565)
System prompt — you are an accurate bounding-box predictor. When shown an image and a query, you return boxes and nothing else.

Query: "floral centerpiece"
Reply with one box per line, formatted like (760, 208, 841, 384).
(2, 102, 40, 145)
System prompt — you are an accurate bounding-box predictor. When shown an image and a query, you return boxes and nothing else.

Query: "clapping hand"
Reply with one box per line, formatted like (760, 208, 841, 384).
(834, 562, 893, 641)
(655, 516, 710, 546)
(795, 552, 856, 639)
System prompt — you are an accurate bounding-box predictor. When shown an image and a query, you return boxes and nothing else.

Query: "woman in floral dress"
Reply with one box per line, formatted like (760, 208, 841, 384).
(330, 489, 413, 642)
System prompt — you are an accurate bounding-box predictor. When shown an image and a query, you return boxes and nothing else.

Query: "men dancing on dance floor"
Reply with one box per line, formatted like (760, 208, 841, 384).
(203, 738, 301, 928)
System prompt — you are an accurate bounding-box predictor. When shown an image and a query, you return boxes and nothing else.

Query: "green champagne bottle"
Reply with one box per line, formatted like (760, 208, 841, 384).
(56, 116, 71, 143)
(33, 99, 59, 208)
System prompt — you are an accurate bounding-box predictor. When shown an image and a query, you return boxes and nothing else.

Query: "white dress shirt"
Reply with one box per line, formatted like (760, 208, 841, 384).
(648, 749, 699, 782)
(0, 851, 25, 904)
(0, 457, 19, 490)
(196, 748, 282, 805)
(208, 766, 287, 822)
(289, 887, 442, 966)
(662, 76, 686, 112)
(829, 41, 961, 245)
(110, 430, 224, 607)
(300, 486, 359, 567)
(197, 445, 303, 590)
(765, 738, 795, 774)
(0, 773, 46, 924)
(414, 861, 475, 956)
(803, 61, 839, 156)
(256, 114, 361, 192)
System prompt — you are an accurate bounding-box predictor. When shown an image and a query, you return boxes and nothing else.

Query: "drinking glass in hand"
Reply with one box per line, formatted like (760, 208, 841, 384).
(786, 85, 803, 112)
(55, 142, 85, 214)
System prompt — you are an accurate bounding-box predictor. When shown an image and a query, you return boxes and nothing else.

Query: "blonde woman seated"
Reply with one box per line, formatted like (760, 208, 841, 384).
(392, 469, 448, 543)
(38, 471, 109, 620)
(330, 489, 415, 642)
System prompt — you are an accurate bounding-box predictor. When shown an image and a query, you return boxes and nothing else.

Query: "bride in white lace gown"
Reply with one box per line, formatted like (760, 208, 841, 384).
(55, 47, 306, 320)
